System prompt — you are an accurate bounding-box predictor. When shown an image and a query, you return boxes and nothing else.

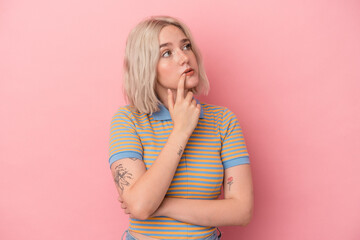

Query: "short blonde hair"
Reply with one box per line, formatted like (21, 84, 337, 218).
(123, 16, 209, 115)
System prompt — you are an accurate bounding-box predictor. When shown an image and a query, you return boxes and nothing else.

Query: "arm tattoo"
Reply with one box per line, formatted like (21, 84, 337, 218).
(177, 146, 184, 156)
(113, 163, 133, 192)
(227, 176, 234, 191)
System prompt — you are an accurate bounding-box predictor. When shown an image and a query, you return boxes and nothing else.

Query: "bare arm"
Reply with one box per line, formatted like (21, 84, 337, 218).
(111, 74, 200, 220)
(111, 132, 188, 220)
(151, 164, 254, 226)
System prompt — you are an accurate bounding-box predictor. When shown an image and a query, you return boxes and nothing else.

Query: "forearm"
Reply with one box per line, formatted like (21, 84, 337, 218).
(152, 197, 253, 227)
(123, 130, 189, 218)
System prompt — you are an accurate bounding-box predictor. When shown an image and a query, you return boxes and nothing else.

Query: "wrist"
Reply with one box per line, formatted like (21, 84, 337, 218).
(171, 127, 191, 141)
(152, 198, 170, 217)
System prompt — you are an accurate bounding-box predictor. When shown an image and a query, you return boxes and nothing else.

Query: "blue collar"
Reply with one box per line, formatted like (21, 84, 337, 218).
(151, 98, 204, 121)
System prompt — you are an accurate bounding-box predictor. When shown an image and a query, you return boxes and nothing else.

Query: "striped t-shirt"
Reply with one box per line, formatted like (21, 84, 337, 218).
(109, 100, 250, 239)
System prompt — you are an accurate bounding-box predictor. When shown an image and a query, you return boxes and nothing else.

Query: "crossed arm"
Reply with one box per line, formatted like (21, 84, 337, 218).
(110, 74, 253, 226)
(111, 156, 253, 227)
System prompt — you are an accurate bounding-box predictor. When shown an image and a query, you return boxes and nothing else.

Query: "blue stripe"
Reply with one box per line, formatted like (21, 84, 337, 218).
(176, 165, 223, 170)
(109, 103, 249, 239)
(173, 175, 223, 180)
(171, 180, 222, 184)
(166, 193, 220, 197)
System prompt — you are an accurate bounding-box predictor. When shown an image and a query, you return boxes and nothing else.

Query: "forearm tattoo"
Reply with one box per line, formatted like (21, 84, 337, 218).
(177, 146, 184, 156)
(227, 176, 234, 191)
(113, 163, 133, 192)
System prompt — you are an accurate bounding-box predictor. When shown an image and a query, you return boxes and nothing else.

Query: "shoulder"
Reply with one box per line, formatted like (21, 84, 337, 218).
(199, 102, 244, 132)
(111, 105, 146, 122)
(110, 105, 150, 132)
(199, 102, 235, 119)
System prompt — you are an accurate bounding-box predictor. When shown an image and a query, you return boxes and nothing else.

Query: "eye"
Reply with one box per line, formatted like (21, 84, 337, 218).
(161, 50, 171, 58)
(183, 43, 192, 51)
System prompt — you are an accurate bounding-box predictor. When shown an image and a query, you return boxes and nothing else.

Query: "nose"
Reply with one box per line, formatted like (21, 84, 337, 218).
(175, 49, 189, 65)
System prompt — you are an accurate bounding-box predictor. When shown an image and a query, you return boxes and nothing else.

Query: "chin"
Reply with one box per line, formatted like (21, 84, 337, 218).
(185, 76, 200, 89)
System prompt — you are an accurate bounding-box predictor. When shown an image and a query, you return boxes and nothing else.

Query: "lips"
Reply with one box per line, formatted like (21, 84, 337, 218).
(183, 68, 193, 74)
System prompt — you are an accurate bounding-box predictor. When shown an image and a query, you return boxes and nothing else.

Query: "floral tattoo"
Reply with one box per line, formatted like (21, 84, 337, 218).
(114, 163, 133, 192)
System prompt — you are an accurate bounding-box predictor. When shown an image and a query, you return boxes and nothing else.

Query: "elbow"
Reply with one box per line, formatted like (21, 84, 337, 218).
(122, 190, 155, 220)
(125, 201, 155, 220)
(238, 207, 253, 227)
(239, 215, 252, 227)
(131, 209, 152, 220)
(234, 205, 253, 227)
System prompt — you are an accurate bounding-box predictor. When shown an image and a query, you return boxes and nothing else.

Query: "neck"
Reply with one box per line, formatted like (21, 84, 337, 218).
(157, 88, 190, 110)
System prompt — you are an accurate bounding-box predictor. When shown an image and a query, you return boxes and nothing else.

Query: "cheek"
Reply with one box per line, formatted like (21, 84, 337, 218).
(157, 62, 177, 83)
(157, 62, 173, 76)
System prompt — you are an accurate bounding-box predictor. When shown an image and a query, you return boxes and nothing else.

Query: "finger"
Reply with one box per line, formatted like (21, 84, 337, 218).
(185, 91, 194, 103)
(191, 98, 197, 107)
(176, 74, 186, 102)
(167, 89, 174, 112)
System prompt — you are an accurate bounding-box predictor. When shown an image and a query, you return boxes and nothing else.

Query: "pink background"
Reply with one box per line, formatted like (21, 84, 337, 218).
(1, 0, 359, 239)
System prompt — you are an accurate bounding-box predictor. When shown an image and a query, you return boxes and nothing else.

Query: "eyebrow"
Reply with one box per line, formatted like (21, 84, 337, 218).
(159, 38, 190, 49)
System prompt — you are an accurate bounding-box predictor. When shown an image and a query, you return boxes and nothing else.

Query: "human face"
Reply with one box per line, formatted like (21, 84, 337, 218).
(156, 25, 199, 100)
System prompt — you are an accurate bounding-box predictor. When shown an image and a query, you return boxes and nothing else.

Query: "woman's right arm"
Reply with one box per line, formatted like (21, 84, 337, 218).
(110, 74, 200, 220)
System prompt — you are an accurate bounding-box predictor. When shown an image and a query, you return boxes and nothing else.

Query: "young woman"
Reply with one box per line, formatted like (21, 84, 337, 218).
(109, 16, 253, 240)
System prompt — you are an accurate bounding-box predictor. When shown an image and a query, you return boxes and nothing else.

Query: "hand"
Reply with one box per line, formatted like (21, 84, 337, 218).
(118, 195, 133, 218)
(167, 74, 201, 137)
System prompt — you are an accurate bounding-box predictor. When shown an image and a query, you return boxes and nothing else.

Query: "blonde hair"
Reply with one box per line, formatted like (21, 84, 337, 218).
(123, 16, 209, 115)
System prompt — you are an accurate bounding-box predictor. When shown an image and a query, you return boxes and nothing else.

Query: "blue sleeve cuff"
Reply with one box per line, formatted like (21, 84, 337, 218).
(223, 156, 250, 170)
(109, 151, 143, 168)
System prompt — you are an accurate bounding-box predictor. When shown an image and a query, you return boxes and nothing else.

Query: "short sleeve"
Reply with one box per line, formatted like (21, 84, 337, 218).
(220, 107, 250, 169)
(108, 107, 143, 168)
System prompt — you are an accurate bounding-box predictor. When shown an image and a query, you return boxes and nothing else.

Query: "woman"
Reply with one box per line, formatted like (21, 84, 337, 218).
(109, 16, 253, 240)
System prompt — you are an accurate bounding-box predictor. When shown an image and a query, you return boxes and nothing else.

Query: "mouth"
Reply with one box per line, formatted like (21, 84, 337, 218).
(183, 68, 194, 76)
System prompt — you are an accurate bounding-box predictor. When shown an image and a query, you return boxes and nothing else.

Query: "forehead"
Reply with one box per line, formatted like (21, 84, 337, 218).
(158, 25, 187, 44)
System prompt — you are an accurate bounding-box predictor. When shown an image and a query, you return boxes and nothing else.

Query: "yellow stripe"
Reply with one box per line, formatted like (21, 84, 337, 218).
(193, 130, 218, 134)
(165, 195, 218, 199)
(168, 187, 220, 191)
(177, 163, 222, 168)
(182, 154, 221, 159)
(176, 168, 223, 173)
(199, 119, 219, 124)
(110, 145, 142, 153)
(143, 146, 164, 150)
(170, 182, 222, 187)
(185, 145, 220, 149)
(130, 228, 215, 236)
(174, 173, 223, 177)
(187, 140, 221, 144)
(179, 159, 221, 163)
(109, 137, 139, 143)
(130, 220, 188, 225)
(140, 133, 170, 137)
(222, 149, 248, 158)
(223, 142, 246, 149)
(130, 226, 208, 230)
(184, 150, 220, 154)
(166, 191, 220, 195)
(172, 177, 222, 182)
